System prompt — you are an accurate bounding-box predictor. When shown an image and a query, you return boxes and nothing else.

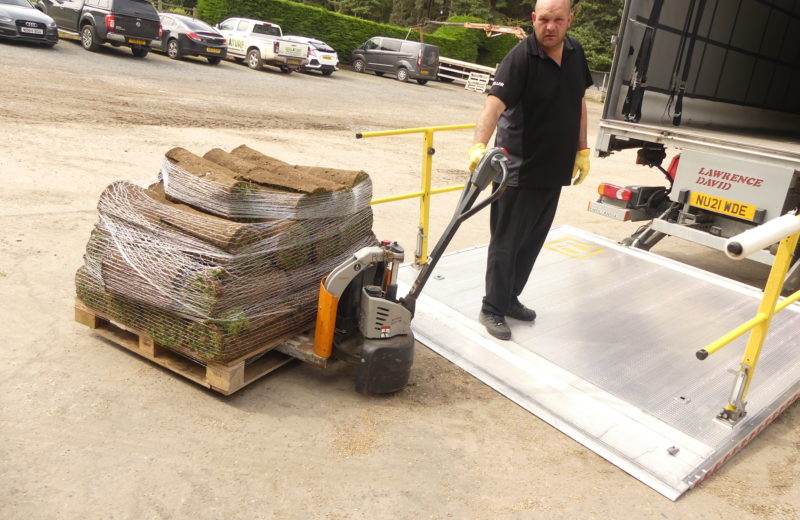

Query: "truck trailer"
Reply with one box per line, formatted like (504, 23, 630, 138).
(589, 0, 800, 292)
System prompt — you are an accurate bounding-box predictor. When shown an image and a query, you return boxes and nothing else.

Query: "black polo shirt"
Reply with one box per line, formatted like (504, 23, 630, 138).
(489, 34, 593, 188)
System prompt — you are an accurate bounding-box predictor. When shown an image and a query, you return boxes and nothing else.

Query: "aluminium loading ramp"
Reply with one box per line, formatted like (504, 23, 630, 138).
(397, 225, 800, 500)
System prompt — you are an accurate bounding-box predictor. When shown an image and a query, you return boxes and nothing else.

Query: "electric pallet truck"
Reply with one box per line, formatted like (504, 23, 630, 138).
(296, 147, 510, 394)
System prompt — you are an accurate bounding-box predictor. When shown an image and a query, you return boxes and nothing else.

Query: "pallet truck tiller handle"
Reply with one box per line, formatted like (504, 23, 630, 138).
(401, 147, 510, 314)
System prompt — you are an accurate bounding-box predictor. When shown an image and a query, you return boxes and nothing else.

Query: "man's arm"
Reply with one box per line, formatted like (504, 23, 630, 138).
(468, 95, 508, 171)
(572, 97, 591, 185)
(578, 97, 587, 150)
(473, 95, 507, 145)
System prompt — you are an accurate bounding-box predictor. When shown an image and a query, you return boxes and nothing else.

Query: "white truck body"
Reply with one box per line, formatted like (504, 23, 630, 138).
(217, 17, 308, 72)
(590, 0, 800, 292)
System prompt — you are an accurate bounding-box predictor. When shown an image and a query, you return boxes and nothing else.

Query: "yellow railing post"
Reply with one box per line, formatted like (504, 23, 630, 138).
(356, 123, 476, 266)
(417, 129, 435, 265)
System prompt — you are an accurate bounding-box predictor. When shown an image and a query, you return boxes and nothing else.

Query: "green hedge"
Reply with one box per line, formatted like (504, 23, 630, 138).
(195, 0, 517, 66)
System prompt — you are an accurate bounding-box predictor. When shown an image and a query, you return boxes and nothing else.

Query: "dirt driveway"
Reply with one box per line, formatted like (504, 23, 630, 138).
(1, 38, 797, 519)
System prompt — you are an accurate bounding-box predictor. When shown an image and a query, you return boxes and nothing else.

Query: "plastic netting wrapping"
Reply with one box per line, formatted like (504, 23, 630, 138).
(161, 145, 374, 220)
(76, 147, 378, 363)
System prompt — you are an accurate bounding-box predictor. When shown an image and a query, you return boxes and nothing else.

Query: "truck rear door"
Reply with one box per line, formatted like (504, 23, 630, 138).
(112, 0, 159, 41)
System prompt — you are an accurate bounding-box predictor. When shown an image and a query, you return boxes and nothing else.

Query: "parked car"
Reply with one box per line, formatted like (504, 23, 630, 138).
(283, 35, 338, 76)
(153, 12, 226, 64)
(0, 0, 57, 46)
(351, 37, 439, 85)
(37, 0, 160, 57)
(216, 17, 308, 73)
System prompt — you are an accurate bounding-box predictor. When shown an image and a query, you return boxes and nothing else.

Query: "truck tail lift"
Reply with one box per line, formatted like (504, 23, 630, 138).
(292, 148, 508, 394)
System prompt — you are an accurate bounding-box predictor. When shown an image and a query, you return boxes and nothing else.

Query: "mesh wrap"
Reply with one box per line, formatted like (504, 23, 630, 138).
(76, 148, 378, 364)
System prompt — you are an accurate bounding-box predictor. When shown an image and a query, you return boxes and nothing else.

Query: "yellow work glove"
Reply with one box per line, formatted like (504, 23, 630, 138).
(467, 142, 487, 172)
(572, 148, 591, 185)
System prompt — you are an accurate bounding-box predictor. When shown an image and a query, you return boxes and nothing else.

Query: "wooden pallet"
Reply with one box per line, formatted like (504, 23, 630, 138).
(74, 298, 311, 395)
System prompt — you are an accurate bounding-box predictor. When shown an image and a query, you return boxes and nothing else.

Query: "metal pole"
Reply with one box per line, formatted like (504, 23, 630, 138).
(416, 129, 435, 265)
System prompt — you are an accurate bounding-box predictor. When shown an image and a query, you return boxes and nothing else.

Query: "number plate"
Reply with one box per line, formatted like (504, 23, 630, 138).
(21, 27, 44, 34)
(127, 38, 146, 45)
(206, 47, 221, 53)
(322, 55, 332, 60)
(689, 192, 758, 221)
(287, 58, 301, 65)
(421, 70, 429, 75)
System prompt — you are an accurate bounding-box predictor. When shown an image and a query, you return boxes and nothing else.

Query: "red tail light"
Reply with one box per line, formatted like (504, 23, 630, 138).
(157, 24, 162, 40)
(222, 38, 227, 45)
(417, 49, 422, 67)
(105, 14, 115, 31)
(186, 32, 201, 42)
(274, 41, 279, 53)
(598, 183, 632, 201)
(666, 154, 681, 180)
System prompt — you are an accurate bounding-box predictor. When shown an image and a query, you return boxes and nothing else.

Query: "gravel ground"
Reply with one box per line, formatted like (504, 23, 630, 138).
(0, 36, 797, 520)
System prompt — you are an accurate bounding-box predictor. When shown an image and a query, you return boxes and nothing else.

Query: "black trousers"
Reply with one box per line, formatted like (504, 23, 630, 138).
(482, 184, 562, 316)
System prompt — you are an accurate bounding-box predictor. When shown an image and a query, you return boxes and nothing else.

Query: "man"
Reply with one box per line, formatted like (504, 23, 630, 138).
(468, 0, 592, 340)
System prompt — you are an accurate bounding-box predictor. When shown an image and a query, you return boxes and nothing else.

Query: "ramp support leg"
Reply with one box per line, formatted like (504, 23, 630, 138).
(715, 232, 800, 426)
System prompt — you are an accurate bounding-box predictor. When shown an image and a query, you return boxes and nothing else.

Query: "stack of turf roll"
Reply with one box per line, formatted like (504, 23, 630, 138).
(76, 145, 377, 363)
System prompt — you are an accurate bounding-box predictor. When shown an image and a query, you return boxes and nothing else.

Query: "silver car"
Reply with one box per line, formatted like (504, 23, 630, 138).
(0, 0, 57, 46)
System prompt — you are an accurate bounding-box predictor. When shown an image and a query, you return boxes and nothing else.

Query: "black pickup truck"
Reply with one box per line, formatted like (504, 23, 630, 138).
(37, 0, 159, 56)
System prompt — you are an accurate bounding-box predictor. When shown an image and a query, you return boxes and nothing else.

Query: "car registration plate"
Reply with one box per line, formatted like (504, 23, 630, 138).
(21, 27, 44, 34)
(689, 191, 758, 221)
(421, 70, 429, 75)
(287, 58, 301, 65)
(206, 47, 221, 53)
(322, 55, 332, 60)
(127, 38, 146, 45)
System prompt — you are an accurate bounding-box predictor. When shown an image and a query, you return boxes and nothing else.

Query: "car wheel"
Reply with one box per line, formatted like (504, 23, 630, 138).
(352, 59, 365, 73)
(81, 25, 99, 52)
(321, 70, 333, 76)
(167, 39, 182, 60)
(416, 79, 428, 85)
(374, 71, 384, 77)
(247, 49, 263, 70)
(131, 46, 149, 58)
(207, 56, 221, 65)
(396, 67, 409, 82)
(279, 65, 292, 74)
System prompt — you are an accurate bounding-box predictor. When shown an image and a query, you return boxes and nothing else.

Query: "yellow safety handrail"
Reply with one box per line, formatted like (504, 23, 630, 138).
(357, 123, 476, 265)
(696, 213, 800, 426)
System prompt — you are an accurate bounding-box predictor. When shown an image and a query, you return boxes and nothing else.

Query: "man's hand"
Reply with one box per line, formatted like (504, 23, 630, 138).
(572, 148, 590, 185)
(467, 143, 487, 172)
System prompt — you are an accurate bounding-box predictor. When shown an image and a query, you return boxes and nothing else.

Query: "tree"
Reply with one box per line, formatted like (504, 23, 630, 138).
(569, 0, 623, 71)
(331, 0, 392, 22)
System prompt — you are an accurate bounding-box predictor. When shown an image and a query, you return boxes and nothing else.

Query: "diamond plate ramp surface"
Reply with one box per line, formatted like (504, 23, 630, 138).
(398, 226, 800, 500)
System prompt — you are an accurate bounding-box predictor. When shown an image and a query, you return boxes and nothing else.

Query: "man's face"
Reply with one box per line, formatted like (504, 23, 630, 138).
(532, 0, 573, 50)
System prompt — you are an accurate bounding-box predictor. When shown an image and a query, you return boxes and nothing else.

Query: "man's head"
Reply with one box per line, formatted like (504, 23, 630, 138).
(531, 0, 573, 51)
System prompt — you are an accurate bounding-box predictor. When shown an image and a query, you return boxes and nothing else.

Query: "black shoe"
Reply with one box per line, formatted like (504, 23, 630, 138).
(479, 311, 512, 340)
(507, 300, 536, 321)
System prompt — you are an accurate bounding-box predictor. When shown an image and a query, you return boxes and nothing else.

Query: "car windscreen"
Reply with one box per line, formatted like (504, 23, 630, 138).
(421, 45, 439, 65)
(252, 23, 280, 37)
(312, 42, 334, 53)
(113, 0, 157, 17)
(0, 0, 34, 7)
(180, 17, 215, 33)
